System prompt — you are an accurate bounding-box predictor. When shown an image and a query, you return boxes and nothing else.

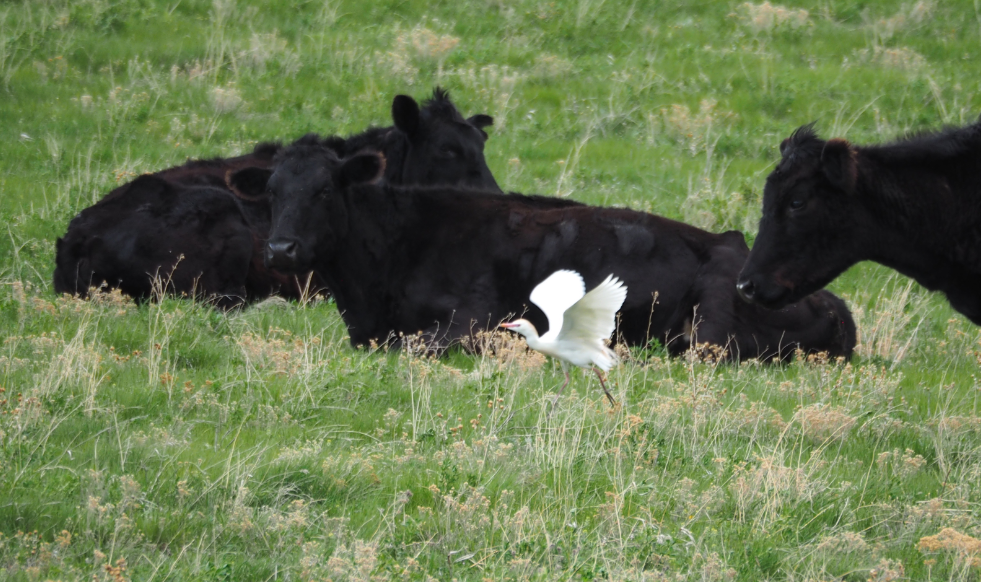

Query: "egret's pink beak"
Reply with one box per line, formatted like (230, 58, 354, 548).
(500, 322, 517, 329)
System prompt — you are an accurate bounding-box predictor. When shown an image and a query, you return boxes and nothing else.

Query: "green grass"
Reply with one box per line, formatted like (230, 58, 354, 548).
(2, 0, 981, 580)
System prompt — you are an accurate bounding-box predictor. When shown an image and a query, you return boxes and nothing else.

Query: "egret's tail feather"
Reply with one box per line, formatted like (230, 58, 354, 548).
(593, 345, 618, 372)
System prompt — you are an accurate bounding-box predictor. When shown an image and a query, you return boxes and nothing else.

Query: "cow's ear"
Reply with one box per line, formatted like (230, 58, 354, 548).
(337, 153, 385, 189)
(468, 114, 494, 129)
(779, 137, 791, 157)
(392, 95, 420, 137)
(720, 230, 750, 252)
(226, 167, 273, 200)
(821, 138, 857, 192)
(468, 114, 493, 141)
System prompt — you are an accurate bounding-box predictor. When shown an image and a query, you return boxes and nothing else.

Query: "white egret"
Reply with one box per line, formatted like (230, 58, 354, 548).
(501, 270, 627, 406)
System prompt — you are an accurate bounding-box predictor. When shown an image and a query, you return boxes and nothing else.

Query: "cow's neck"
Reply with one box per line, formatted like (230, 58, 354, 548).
(859, 154, 981, 292)
(317, 184, 407, 345)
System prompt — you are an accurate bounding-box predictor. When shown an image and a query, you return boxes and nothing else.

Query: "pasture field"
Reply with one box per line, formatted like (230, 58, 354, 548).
(2, 0, 981, 580)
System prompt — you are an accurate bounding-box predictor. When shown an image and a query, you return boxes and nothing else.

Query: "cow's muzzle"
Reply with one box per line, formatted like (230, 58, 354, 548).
(735, 278, 757, 303)
(266, 238, 300, 271)
(736, 273, 796, 309)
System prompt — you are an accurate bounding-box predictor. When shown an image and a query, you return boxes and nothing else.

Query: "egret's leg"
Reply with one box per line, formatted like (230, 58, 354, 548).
(592, 367, 617, 407)
(558, 367, 571, 395)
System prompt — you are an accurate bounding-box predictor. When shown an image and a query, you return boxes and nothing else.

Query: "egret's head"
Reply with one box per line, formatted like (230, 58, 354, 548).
(500, 319, 538, 338)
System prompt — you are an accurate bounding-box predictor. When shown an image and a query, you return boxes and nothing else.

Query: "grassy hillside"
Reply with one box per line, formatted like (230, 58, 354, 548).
(2, 0, 981, 580)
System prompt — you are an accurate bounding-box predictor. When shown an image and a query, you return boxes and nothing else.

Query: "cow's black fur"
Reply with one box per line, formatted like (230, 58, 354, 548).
(737, 118, 981, 324)
(53, 89, 502, 304)
(263, 144, 856, 360)
(53, 176, 259, 308)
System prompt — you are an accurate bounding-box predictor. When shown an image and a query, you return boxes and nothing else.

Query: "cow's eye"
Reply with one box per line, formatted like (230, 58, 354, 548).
(439, 145, 459, 158)
(788, 198, 805, 211)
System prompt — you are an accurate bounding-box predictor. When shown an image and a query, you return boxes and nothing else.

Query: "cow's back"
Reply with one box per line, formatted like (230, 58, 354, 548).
(383, 192, 707, 346)
(389, 193, 855, 357)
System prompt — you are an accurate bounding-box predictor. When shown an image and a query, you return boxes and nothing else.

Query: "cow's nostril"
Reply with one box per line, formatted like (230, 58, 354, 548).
(266, 239, 299, 268)
(736, 279, 756, 303)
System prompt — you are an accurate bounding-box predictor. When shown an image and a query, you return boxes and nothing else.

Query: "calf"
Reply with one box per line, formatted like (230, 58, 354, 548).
(54, 88, 500, 304)
(261, 143, 856, 360)
(736, 119, 981, 324)
(53, 176, 260, 308)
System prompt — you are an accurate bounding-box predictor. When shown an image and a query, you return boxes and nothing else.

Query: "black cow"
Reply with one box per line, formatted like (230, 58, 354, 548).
(52, 142, 293, 305)
(258, 142, 856, 360)
(736, 120, 981, 325)
(53, 177, 264, 308)
(53, 88, 500, 304)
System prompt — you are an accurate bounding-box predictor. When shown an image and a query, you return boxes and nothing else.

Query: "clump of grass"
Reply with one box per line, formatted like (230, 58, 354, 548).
(854, 45, 928, 73)
(553, 122, 593, 197)
(796, 403, 856, 443)
(813, 530, 870, 555)
(918, 528, 981, 574)
(531, 53, 574, 79)
(210, 84, 244, 113)
(868, 1, 936, 44)
(462, 329, 546, 372)
(452, 64, 523, 131)
(734, 1, 810, 35)
(848, 275, 932, 364)
(682, 159, 758, 232)
(242, 31, 300, 77)
(381, 21, 460, 86)
(729, 453, 827, 528)
(656, 99, 729, 156)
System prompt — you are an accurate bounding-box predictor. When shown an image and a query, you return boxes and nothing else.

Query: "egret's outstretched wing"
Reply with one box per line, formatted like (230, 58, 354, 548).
(530, 270, 586, 342)
(557, 274, 627, 344)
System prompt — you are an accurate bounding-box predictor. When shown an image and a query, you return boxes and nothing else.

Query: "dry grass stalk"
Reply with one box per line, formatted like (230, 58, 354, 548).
(735, 2, 810, 34)
(461, 329, 545, 372)
(850, 276, 930, 363)
(918, 528, 981, 568)
(796, 404, 856, 443)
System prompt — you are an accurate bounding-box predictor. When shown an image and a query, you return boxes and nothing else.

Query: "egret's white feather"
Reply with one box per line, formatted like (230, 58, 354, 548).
(529, 270, 586, 342)
(556, 274, 627, 347)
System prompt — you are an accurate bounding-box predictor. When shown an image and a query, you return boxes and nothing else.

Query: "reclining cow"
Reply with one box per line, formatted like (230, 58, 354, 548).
(736, 119, 981, 325)
(53, 89, 500, 305)
(250, 141, 856, 360)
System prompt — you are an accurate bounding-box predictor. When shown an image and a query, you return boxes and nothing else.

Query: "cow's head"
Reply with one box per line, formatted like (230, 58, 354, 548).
(390, 87, 500, 191)
(231, 141, 385, 272)
(737, 124, 865, 308)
